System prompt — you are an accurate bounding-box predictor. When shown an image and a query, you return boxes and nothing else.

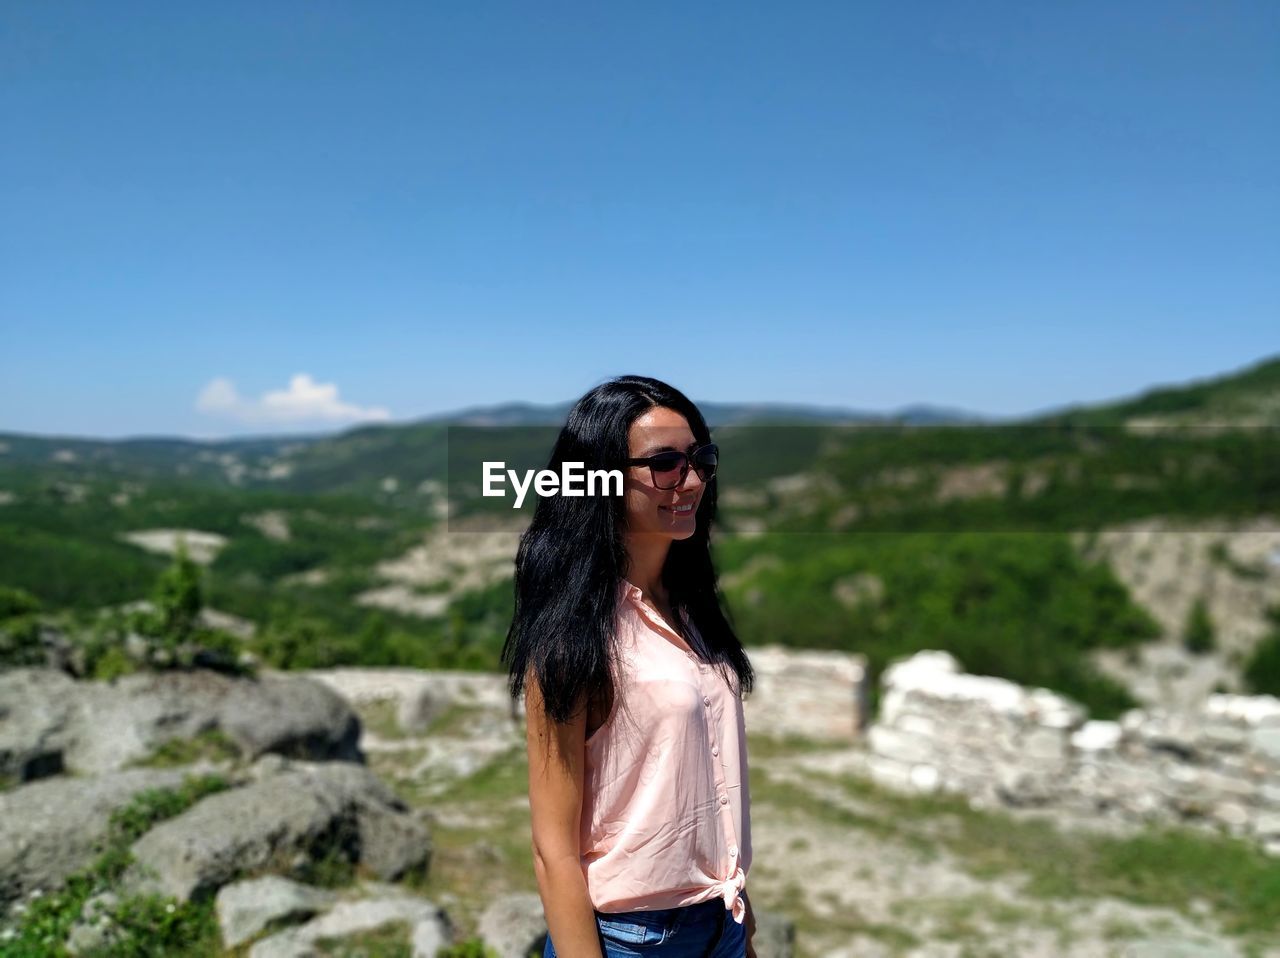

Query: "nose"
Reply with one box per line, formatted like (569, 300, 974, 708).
(675, 466, 704, 493)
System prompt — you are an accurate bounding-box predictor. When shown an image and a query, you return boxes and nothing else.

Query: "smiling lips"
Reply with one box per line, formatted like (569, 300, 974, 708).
(662, 501, 697, 516)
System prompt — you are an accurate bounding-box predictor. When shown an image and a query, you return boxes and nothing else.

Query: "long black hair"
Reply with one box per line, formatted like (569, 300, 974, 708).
(502, 374, 754, 733)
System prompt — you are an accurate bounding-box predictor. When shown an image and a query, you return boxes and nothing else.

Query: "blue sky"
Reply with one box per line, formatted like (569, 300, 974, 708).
(1, 1, 1276, 439)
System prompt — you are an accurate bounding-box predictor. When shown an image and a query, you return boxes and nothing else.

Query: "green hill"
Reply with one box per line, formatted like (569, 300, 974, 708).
(2, 358, 1277, 717)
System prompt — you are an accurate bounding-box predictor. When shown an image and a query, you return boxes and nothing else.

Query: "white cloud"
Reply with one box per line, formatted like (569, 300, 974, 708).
(196, 374, 391, 426)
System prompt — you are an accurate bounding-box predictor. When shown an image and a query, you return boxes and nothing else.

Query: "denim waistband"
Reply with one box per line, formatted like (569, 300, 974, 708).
(597, 895, 726, 923)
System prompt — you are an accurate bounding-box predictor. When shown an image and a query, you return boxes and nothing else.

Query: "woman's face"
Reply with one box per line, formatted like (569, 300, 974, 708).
(623, 406, 707, 540)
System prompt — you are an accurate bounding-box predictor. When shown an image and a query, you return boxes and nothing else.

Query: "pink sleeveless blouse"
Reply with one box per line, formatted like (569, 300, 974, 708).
(578, 578, 752, 923)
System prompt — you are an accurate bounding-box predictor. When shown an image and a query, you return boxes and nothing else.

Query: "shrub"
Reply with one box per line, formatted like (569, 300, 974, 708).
(438, 938, 502, 958)
(0, 586, 46, 669)
(0, 612, 44, 669)
(1244, 629, 1280, 696)
(0, 585, 41, 619)
(1183, 598, 1216, 655)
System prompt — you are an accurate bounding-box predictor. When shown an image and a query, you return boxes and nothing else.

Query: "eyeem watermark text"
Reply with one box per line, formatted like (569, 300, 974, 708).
(483, 461, 622, 508)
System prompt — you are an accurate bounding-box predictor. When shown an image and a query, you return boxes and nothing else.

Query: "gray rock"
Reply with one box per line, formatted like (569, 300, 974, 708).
(354, 799, 434, 881)
(126, 761, 430, 902)
(478, 891, 547, 958)
(1252, 812, 1280, 839)
(396, 685, 451, 735)
(69, 670, 363, 773)
(0, 669, 78, 783)
(2, 668, 363, 777)
(1071, 719, 1122, 753)
(1020, 726, 1069, 764)
(247, 890, 452, 958)
(1197, 721, 1248, 750)
(1139, 716, 1201, 760)
(1210, 801, 1250, 830)
(0, 767, 194, 905)
(867, 725, 936, 766)
(217, 673, 363, 763)
(215, 875, 339, 948)
(995, 766, 1060, 807)
(1249, 726, 1280, 763)
(65, 891, 121, 956)
(752, 905, 796, 958)
(863, 754, 915, 793)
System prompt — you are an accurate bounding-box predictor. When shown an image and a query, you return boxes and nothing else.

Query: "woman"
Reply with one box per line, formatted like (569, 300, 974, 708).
(504, 375, 758, 958)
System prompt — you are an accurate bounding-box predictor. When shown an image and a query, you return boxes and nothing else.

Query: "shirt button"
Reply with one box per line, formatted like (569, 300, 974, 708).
(729, 845, 737, 856)
(720, 795, 729, 805)
(703, 696, 711, 707)
(711, 745, 719, 756)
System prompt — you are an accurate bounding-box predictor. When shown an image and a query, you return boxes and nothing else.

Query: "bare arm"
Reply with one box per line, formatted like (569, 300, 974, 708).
(526, 672, 603, 958)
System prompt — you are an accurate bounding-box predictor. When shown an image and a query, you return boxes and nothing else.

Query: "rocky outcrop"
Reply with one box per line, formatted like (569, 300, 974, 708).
(125, 758, 430, 902)
(752, 905, 797, 958)
(0, 767, 197, 905)
(477, 891, 548, 958)
(0, 668, 79, 782)
(863, 651, 1280, 854)
(245, 883, 452, 958)
(0, 667, 362, 780)
(215, 875, 339, 948)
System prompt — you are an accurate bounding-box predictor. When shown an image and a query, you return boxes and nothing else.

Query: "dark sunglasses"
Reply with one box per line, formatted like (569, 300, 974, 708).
(623, 443, 718, 490)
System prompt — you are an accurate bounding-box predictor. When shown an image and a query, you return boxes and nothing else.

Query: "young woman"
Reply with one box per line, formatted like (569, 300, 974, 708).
(504, 375, 757, 958)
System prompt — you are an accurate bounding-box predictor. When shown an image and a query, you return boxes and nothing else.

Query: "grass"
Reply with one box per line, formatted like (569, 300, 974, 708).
(313, 921, 412, 957)
(357, 699, 494, 743)
(737, 733, 849, 761)
(128, 730, 242, 768)
(391, 742, 536, 937)
(769, 879, 921, 952)
(356, 699, 405, 741)
(422, 703, 494, 738)
(0, 774, 231, 958)
(428, 744, 528, 806)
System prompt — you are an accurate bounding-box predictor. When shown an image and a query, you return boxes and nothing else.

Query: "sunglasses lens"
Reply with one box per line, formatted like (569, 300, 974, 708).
(649, 452, 685, 488)
(692, 446, 718, 481)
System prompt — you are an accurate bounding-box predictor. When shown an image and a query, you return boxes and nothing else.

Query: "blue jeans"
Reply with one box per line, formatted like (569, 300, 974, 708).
(543, 897, 746, 958)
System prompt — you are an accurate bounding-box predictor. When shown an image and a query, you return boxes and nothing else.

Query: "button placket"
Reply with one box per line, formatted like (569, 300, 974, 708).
(709, 687, 737, 870)
(610, 587, 747, 915)
(704, 678, 743, 907)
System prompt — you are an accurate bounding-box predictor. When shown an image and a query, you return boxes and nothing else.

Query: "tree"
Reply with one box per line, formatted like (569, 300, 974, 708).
(152, 538, 203, 649)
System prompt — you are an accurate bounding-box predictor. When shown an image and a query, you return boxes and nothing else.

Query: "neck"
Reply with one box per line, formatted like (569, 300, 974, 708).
(624, 533, 670, 598)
